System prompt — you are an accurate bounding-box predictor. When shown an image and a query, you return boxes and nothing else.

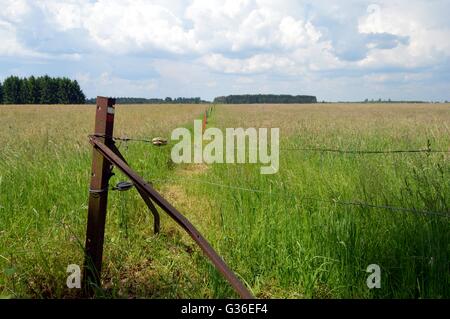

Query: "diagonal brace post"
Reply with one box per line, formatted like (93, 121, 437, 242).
(108, 143, 160, 234)
(89, 136, 254, 299)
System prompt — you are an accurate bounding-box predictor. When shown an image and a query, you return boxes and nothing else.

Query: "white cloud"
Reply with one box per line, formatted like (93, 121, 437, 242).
(76, 71, 158, 97)
(36, 0, 86, 31)
(0, 0, 31, 23)
(202, 53, 293, 74)
(82, 0, 197, 54)
(279, 18, 321, 49)
(358, 2, 450, 68)
(0, 20, 48, 58)
(184, 0, 324, 55)
(0, 0, 449, 100)
(0, 1, 37, 56)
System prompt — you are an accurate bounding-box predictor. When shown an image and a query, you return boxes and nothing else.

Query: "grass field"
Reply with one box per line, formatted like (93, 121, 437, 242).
(0, 103, 449, 298)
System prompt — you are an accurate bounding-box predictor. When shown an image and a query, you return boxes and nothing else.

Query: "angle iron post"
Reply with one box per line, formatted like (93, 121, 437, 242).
(83, 96, 116, 295)
(89, 137, 255, 299)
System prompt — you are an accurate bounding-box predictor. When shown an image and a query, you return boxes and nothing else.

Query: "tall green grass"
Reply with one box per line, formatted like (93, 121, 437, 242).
(0, 105, 211, 298)
(1, 103, 449, 298)
(184, 104, 450, 298)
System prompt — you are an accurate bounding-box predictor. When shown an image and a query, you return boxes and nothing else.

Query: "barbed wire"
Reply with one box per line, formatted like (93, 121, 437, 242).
(280, 147, 450, 155)
(90, 133, 449, 217)
(281, 138, 450, 154)
(90, 134, 450, 155)
(89, 134, 158, 144)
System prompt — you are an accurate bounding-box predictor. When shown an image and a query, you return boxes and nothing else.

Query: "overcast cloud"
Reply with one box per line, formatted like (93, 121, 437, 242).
(0, 0, 449, 101)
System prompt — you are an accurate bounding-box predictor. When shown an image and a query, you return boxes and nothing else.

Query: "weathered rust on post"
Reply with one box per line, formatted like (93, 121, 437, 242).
(82, 98, 252, 298)
(89, 136, 255, 299)
(83, 96, 116, 295)
(138, 188, 161, 234)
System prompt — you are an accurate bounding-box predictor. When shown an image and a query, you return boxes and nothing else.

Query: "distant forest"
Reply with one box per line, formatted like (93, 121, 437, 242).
(85, 97, 210, 104)
(0, 76, 85, 104)
(87, 95, 319, 104)
(2, 77, 443, 105)
(213, 94, 318, 104)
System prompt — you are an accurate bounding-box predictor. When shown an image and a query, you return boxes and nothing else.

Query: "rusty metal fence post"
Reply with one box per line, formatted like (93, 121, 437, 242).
(82, 97, 116, 295)
(82, 97, 254, 299)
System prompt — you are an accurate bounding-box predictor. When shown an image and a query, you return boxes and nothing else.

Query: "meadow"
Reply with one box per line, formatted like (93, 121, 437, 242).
(0, 103, 449, 298)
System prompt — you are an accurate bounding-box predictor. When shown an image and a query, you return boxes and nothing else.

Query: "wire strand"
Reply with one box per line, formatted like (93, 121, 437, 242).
(88, 133, 449, 217)
(90, 134, 449, 154)
(151, 176, 267, 193)
(148, 175, 450, 218)
(280, 147, 450, 154)
(89, 134, 161, 144)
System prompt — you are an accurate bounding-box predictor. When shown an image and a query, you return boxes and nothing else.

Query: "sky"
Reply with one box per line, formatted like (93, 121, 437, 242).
(0, 0, 449, 101)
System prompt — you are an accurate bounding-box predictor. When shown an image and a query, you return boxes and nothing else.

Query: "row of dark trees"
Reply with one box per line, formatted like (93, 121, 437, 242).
(213, 94, 317, 104)
(86, 96, 209, 104)
(0, 76, 85, 104)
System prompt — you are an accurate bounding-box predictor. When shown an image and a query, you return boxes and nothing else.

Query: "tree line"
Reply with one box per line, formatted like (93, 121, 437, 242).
(0, 75, 85, 104)
(213, 94, 317, 104)
(86, 97, 210, 104)
(85, 97, 209, 104)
